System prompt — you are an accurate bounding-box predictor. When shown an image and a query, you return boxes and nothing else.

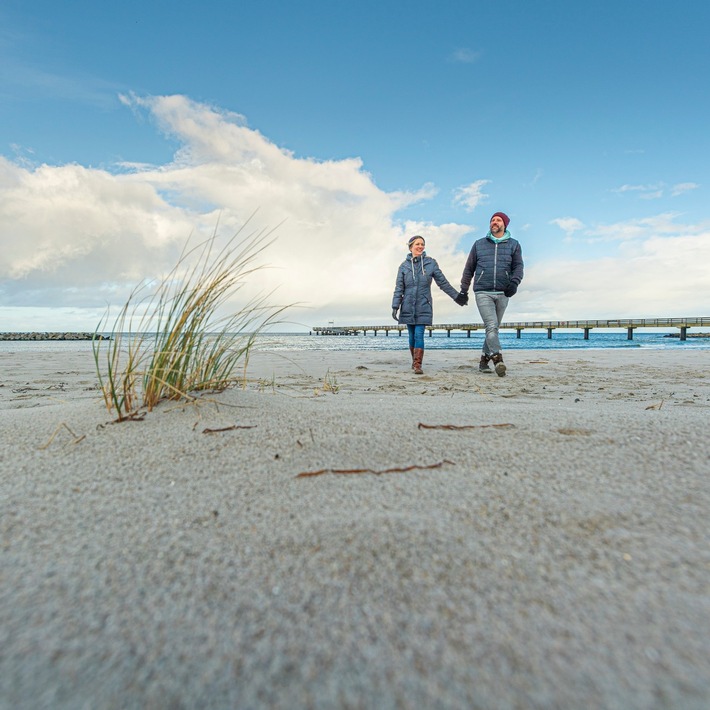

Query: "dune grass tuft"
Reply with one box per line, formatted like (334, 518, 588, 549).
(93, 221, 286, 421)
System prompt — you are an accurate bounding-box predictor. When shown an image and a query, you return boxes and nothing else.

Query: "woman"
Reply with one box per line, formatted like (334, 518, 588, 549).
(391, 235, 461, 375)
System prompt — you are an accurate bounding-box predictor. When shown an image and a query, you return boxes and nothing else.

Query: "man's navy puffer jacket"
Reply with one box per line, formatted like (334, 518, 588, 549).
(460, 235, 524, 293)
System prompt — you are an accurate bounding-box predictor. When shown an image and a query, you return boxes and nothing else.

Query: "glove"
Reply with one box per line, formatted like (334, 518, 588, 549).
(392, 307, 399, 321)
(504, 283, 518, 298)
(454, 291, 469, 306)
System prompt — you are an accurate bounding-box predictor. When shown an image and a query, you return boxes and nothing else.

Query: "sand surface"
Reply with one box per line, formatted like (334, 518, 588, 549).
(1, 346, 709, 709)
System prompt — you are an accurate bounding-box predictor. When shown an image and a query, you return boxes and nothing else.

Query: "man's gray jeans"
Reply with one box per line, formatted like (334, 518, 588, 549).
(475, 291, 509, 356)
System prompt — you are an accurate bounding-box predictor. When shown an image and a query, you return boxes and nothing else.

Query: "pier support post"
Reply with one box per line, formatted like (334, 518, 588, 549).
(447, 329, 451, 337)
(429, 329, 433, 337)
(547, 328, 553, 339)
(680, 326, 687, 341)
(584, 328, 591, 340)
(517, 328, 522, 339)
(466, 330, 471, 338)
(627, 327, 635, 340)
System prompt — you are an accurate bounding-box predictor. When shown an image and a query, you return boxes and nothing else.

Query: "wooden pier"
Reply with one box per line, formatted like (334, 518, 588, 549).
(312, 317, 710, 341)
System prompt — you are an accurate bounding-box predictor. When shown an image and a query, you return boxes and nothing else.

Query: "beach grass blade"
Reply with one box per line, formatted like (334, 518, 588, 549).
(93, 219, 287, 420)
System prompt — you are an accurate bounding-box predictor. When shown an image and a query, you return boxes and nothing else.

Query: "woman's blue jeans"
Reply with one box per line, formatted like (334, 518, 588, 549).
(407, 324, 425, 349)
(475, 291, 509, 355)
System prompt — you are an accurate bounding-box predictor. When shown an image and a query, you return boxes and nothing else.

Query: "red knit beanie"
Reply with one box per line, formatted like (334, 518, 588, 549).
(491, 212, 510, 229)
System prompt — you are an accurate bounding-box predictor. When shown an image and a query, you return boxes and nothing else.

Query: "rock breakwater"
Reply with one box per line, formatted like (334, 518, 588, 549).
(0, 332, 109, 341)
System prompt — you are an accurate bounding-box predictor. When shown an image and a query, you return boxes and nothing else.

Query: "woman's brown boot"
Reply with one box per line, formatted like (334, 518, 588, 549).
(413, 348, 424, 375)
(479, 354, 492, 373)
(491, 353, 506, 377)
(410, 346, 415, 370)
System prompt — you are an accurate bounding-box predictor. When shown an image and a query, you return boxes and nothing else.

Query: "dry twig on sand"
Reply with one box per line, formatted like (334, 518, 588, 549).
(417, 422, 514, 430)
(201, 425, 257, 434)
(296, 459, 455, 478)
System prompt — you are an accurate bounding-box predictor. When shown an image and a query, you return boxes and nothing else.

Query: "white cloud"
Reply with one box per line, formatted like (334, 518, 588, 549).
(550, 217, 584, 237)
(671, 182, 699, 197)
(504, 212, 710, 320)
(0, 94, 463, 330)
(529, 169, 544, 187)
(614, 181, 700, 200)
(614, 183, 664, 199)
(583, 212, 690, 242)
(452, 179, 490, 212)
(2, 58, 119, 107)
(512, 229, 710, 320)
(449, 48, 481, 63)
(614, 184, 646, 193)
(1, 95, 709, 332)
(548, 212, 708, 246)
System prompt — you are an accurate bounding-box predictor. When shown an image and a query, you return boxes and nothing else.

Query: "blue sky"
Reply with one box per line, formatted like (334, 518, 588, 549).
(1, 0, 709, 331)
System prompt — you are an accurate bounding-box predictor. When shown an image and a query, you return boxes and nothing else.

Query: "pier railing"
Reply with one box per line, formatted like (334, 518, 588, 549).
(312, 317, 710, 341)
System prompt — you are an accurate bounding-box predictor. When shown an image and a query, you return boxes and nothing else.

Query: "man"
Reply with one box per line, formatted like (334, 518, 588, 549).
(455, 211, 524, 376)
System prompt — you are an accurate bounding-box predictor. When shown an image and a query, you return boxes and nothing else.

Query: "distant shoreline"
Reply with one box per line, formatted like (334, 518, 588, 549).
(663, 332, 710, 338)
(0, 332, 109, 341)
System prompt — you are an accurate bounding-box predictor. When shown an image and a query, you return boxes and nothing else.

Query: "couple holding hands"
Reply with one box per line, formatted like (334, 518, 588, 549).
(391, 211, 524, 376)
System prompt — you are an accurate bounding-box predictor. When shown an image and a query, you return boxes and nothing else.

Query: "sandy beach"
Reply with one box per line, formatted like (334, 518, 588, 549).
(1, 346, 709, 709)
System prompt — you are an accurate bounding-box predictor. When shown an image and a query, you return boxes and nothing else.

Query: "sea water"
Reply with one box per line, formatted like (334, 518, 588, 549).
(259, 330, 710, 352)
(2, 329, 707, 354)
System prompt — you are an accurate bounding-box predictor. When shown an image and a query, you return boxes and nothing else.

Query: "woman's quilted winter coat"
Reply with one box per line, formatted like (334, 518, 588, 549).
(391, 253, 458, 325)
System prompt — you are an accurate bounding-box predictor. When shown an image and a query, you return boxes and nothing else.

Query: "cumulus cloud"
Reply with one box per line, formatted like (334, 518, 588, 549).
(1, 95, 709, 331)
(515, 227, 710, 320)
(452, 179, 490, 212)
(510, 212, 710, 320)
(0, 94, 467, 330)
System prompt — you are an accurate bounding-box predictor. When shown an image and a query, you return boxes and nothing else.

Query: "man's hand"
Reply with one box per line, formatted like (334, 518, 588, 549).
(504, 283, 518, 297)
(454, 291, 469, 306)
(392, 307, 399, 321)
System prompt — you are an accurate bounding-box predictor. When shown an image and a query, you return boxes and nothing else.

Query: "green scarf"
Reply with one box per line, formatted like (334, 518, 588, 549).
(487, 229, 511, 244)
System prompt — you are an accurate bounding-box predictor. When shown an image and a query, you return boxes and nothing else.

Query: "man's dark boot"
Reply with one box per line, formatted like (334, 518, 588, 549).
(410, 346, 415, 370)
(491, 353, 506, 377)
(413, 348, 424, 375)
(479, 354, 492, 373)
